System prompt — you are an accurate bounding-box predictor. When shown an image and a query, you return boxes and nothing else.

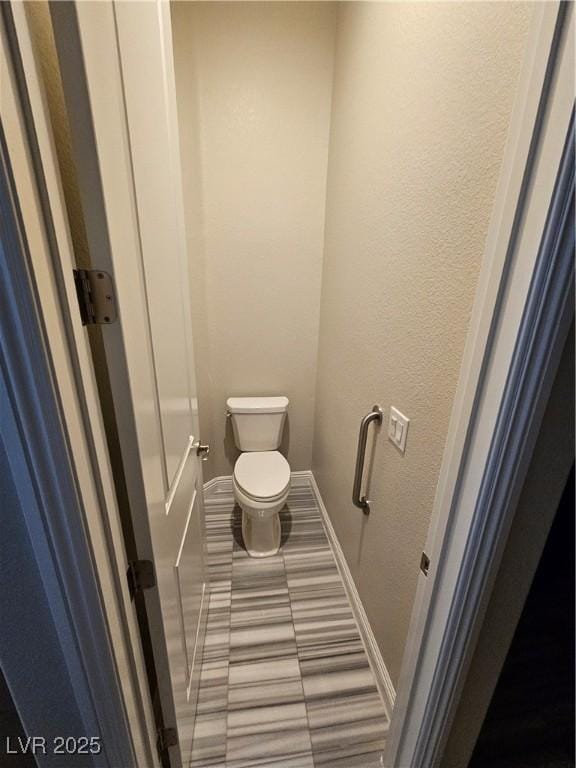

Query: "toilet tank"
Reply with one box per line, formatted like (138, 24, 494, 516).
(226, 396, 289, 451)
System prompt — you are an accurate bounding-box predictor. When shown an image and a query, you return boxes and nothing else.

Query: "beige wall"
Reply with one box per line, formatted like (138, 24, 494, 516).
(312, 2, 532, 686)
(174, 0, 533, 685)
(172, 2, 336, 480)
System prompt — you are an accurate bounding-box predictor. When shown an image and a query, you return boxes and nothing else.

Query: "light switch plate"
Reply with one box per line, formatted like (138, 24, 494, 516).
(388, 406, 409, 453)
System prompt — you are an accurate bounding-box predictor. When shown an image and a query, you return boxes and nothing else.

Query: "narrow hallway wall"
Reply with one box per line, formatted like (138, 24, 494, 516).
(312, 1, 533, 687)
(172, 2, 336, 480)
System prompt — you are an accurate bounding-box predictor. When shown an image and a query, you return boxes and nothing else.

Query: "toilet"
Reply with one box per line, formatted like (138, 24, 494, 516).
(227, 396, 290, 557)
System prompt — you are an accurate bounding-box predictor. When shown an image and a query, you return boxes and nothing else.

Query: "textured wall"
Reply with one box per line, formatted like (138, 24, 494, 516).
(172, 2, 336, 479)
(312, 2, 532, 687)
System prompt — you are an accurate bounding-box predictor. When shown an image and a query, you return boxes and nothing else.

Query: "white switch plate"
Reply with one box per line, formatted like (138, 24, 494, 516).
(388, 406, 409, 453)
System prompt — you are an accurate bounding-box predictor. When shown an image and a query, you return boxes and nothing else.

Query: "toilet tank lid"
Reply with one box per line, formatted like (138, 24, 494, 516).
(226, 396, 289, 414)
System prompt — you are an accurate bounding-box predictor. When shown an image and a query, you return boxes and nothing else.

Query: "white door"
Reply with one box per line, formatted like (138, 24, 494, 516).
(50, 2, 207, 765)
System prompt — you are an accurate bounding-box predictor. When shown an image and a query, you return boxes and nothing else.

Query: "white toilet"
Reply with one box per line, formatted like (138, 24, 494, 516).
(227, 396, 290, 558)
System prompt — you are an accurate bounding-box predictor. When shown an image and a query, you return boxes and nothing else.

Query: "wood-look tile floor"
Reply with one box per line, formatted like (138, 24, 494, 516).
(190, 475, 388, 768)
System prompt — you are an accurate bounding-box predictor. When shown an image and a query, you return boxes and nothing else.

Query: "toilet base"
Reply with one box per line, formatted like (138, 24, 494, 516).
(232, 473, 290, 558)
(241, 510, 281, 558)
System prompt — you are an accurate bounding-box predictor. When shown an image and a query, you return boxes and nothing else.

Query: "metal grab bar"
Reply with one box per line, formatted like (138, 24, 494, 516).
(352, 405, 383, 514)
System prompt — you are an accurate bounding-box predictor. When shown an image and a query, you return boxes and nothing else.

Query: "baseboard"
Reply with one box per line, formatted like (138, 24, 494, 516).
(304, 470, 397, 718)
(203, 474, 232, 494)
(289, 470, 316, 480)
(202, 469, 396, 717)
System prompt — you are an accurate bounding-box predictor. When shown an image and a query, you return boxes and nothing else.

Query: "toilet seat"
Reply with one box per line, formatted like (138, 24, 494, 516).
(233, 451, 290, 501)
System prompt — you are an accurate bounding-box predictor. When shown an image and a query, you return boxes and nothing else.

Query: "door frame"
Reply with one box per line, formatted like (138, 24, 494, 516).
(385, 3, 574, 764)
(1, 6, 158, 767)
(2, 4, 159, 766)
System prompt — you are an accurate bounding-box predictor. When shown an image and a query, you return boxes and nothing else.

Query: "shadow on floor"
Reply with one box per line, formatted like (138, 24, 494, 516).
(230, 503, 293, 551)
(280, 505, 293, 547)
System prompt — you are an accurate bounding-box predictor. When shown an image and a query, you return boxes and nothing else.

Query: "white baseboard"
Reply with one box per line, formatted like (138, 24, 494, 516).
(202, 469, 396, 717)
(304, 470, 396, 719)
(202, 474, 232, 494)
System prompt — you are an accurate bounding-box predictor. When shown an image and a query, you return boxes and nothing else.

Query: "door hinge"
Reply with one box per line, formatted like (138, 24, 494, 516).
(73, 268, 117, 325)
(156, 727, 178, 763)
(127, 559, 156, 600)
(420, 551, 430, 576)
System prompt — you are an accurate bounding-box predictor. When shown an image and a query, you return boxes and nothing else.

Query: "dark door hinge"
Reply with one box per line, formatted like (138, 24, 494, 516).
(420, 551, 430, 576)
(127, 559, 156, 600)
(73, 268, 117, 325)
(157, 727, 178, 764)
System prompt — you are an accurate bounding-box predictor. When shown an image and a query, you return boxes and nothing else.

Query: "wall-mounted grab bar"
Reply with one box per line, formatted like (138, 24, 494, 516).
(352, 405, 383, 514)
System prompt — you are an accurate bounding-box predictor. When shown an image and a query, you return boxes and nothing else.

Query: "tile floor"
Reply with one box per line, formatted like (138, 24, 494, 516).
(190, 475, 389, 768)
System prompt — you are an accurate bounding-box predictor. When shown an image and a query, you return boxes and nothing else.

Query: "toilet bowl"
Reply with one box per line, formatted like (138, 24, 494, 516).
(233, 450, 290, 557)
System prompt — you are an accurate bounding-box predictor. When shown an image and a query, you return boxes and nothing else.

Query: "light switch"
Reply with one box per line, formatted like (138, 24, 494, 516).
(388, 406, 409, 453)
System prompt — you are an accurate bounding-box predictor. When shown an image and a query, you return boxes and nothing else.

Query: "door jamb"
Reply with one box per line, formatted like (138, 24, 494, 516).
(3, 4, 159, 765)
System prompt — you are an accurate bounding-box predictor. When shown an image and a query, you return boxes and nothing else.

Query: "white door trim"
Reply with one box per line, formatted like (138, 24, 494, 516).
(384, 4, 574, 765)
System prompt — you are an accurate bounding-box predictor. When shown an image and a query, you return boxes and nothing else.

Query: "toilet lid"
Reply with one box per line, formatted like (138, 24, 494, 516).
(234, 451, 290, 500)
